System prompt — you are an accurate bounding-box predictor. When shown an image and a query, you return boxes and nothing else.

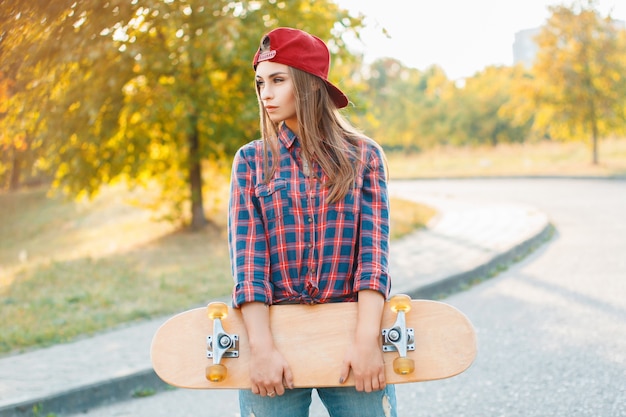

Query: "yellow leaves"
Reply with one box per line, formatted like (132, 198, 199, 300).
(530, 2, 626, 145)
(0, 74, 13, 114)
(149, 143, 171, 160)
(56, 161, 70, 179)
(208, 70, 227, 84)
(68, 101, 81, 112)
(129, 112, 142, 125)
(158, 75, 175, 85)
(12, 134, 28, 152)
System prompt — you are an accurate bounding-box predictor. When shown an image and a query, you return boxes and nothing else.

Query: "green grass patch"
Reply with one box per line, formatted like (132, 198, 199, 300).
(132, 388, 158, 398)
(389, 198, 437, 240)
(0, 186, 432, 355)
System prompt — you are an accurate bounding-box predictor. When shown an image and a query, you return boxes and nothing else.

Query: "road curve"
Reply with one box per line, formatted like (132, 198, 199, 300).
(391, 178, 626, 417)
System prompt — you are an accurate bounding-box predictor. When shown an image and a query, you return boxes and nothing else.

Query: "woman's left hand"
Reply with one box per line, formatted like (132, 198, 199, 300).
(338, 290, 387, 392)
(339, 335, 386, 392)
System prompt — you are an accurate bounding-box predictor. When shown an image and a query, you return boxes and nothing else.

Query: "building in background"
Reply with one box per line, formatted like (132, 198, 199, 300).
(512, 27, 541, 68)
(513, 19, 625, 69)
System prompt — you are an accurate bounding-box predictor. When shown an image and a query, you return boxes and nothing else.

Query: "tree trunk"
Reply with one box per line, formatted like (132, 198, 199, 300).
(591, 117, 599, 165)
(9, 147, 21, 191)
(188, 115, 208, 230)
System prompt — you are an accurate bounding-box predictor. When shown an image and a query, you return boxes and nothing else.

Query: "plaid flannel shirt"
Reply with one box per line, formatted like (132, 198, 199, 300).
(228, 124, 391, 307)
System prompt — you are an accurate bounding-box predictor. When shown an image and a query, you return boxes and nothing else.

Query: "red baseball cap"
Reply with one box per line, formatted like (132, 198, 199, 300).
(253, 27, 349, 109)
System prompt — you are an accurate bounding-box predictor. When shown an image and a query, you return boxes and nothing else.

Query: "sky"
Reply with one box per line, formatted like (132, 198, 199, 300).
(335, 0, 626, 80)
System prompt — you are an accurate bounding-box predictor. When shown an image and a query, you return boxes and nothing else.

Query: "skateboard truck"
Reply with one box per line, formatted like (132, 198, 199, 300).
(205, 302, 238, 382)
(382, 294, 416, 375)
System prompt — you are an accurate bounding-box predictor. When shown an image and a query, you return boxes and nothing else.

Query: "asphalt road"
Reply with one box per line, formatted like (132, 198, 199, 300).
(70, 178, 626, 417)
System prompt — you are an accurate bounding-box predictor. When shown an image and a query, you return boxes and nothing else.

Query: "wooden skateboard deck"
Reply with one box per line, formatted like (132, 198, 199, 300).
(151, 295, 476, 389)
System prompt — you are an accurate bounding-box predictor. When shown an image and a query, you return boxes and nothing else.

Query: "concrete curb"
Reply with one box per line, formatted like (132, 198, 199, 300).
(409, 222, 554, 300)
(1, 371, 167, 417)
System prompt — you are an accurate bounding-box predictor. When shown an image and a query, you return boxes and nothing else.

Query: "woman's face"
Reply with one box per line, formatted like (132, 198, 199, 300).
(256, 61, 298, 133)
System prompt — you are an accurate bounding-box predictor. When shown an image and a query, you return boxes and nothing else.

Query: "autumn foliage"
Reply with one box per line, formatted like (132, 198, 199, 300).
(1, 1, 624, 226)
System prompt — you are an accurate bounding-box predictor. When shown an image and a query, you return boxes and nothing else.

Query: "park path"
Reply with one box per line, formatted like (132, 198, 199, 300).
(390, 178, 626, 416)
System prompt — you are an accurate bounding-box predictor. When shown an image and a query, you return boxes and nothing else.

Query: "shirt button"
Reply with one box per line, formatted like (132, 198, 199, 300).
(307, 217, 313, 223)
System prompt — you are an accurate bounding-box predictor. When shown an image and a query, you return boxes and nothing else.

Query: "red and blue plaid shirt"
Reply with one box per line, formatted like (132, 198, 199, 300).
(228, 124, 391, 307)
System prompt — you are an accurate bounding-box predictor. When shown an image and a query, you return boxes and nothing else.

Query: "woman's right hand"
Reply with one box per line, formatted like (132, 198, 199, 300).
(241, 302, 294, 396)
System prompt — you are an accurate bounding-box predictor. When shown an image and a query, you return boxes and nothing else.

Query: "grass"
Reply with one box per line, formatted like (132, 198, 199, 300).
(0, 185, 434, 355)
(387, 137, 626, 179)
(389, 198, 437, 240)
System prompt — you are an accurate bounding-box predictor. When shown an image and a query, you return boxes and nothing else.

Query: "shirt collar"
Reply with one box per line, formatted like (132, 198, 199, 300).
(278, 122, 298, 149)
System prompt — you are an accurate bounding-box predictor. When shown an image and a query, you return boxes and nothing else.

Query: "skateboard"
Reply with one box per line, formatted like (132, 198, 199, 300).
(150, 295, 476, 389)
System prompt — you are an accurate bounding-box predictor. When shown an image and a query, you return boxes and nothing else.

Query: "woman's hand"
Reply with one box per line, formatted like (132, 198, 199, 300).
(339, 290, 387, 392)
(248, 343, 293, 397)
(340, 333, 386, 392)
(241, 302, 294, 397)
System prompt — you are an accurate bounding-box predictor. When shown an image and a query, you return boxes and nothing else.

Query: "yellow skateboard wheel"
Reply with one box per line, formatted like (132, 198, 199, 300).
(206, 364, 227, 382)
(393, 357, 415, 375)
(389, 294, 412, 313)
(207, 302, 228, 320)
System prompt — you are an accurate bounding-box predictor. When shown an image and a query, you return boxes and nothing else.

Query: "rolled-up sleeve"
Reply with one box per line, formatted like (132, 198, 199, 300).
(228, 145, 273, 307)
(353, 146, 391, 297)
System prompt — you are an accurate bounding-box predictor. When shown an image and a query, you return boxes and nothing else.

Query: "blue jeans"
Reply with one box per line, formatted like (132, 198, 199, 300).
(239, 385, 397, 417)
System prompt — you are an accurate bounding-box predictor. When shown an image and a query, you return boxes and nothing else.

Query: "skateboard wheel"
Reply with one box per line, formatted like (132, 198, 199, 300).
(206, 364, 227, 382)
(389, 294, 412, 313)
(207, 302, 228, 320)
(393, 357, 415, 375)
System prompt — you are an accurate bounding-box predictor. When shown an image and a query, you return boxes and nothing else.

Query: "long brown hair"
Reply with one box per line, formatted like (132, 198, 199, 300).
(256, 65, 386, 203)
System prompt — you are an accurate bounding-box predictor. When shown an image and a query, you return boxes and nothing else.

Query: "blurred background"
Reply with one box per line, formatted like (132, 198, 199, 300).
(1, 0, 625, 355)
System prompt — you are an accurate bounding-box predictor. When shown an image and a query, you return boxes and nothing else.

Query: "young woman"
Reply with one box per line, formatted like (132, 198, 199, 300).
(228, 27, 396, 417)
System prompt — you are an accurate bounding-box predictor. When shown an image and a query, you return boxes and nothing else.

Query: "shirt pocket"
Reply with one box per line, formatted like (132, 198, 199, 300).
(325, 207, 356, 223)
(323, 202, 358, 244)
(324, 188, 358, 223)
(254, 178, 292, 222)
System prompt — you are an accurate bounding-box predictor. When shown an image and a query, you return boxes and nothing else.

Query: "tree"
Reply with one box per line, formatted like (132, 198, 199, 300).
(415, 65, 457, 148)
(0, 0, 362, 229)
(358, 59, 531, 151)
(531, 1, 626, 164)
(0, 1, 63, 190)
(498, 64, 545, 143)
(450, 65, 532, 147)
(356, 58, 455, 152)
(360, 58, 423, 151)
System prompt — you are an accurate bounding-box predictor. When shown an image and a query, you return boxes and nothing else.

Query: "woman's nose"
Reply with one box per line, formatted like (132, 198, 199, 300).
(260, 85, 272, 100)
